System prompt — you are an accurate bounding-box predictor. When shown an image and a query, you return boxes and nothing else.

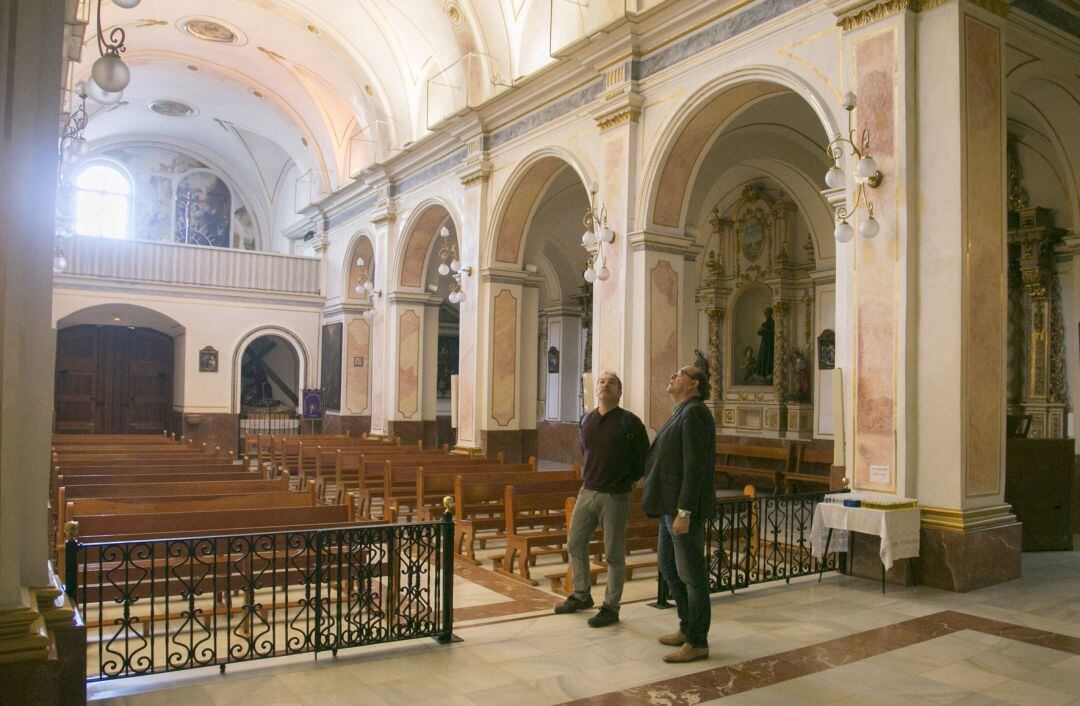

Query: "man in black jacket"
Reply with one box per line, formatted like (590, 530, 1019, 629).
(553, 372, 648, 627)
(643, 365, 716, 663)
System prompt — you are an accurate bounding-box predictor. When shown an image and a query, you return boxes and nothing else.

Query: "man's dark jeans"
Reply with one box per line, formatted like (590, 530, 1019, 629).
(657, 514, 711, 648)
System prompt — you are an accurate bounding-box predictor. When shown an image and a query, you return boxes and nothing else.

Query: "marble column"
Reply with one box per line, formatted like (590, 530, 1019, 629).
(385, 293, 442, 448)
(835, 0, 1017, 590)
(589, 59, 641, 394)
(0, 1, 84, 700)
(365, 190, 396, 438)
(452, 131, 489, 454)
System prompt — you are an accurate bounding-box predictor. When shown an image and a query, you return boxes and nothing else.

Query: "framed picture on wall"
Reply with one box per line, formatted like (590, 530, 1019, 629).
(199, 347, 218, 373)
(302, 389, 323, 420)
(817, 330, 835, 370)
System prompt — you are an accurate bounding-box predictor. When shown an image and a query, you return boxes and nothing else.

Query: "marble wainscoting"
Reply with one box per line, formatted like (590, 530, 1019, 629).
(172, 411, 239, 457)
(481, 429, 539, 464)
(322, 412, 371, 438)
(386, 420, 438, 449)
(916, 523, 1023, 593)
(537, 421, 582, 465)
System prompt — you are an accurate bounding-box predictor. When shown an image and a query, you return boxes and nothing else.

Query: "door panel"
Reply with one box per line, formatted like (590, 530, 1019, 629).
(54, 325, 174, 434)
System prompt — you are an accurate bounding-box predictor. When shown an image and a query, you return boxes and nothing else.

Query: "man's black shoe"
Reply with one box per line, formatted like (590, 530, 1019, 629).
(587, 606, 620, 628)
(553, 594, 594, 614)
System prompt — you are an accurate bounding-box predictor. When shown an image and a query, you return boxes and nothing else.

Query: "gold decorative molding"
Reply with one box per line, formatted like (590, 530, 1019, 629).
(370, 203, 396, 226)
(920, 504, 1017, 532)
(460, 169, 491, 187)
(836, 0, 1008, 30)
(596, 108, 640, 132)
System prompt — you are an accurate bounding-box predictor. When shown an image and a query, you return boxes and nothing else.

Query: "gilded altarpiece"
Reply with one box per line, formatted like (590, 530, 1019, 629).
(697, 184, 816, 438)
(1007, 205, 1067, 438)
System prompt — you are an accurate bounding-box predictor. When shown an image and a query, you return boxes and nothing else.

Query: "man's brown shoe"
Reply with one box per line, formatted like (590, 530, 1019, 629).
(662, 644, 709, 663)
(657, 631, 686, 646)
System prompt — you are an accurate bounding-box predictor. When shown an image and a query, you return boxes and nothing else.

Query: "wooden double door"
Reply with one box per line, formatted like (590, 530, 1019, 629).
(54, 325, 174, 434)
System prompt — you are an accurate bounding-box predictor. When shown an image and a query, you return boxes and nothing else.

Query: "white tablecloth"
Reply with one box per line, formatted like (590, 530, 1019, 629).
(810, 504, 921, 570)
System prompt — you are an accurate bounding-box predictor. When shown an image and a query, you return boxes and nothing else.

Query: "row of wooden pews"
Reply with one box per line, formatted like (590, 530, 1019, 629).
(715, 441, 835, 494)
(52, 434, 360, 579)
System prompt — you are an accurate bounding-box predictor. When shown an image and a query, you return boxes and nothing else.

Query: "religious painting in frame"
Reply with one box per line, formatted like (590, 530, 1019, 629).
(199, 346, 218, 373)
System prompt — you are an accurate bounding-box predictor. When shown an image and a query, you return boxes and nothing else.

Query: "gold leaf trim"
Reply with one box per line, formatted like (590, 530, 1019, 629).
(920, 503, 1017, 532)
(837, 0, 1008, 31)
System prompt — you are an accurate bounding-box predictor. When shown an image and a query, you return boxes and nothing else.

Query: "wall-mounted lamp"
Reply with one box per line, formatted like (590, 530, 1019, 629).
(580, 191, 615, 283)
(824, 91, 883, 243)
(437, 225, 472, 304)
(361, 288, 383, 320)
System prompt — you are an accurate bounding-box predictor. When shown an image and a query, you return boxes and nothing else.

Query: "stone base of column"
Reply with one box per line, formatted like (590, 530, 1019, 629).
(537, 421, 582, 464)
(322, 412, 372, 437)
(386, 421, 439, 449)
(171, 411, 240, 457)
(33, 575, 85, 706)
(915, 523, 1022, 593)
(481, 429, 539, 464)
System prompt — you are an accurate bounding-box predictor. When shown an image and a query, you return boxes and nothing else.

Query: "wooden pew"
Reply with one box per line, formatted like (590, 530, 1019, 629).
(786, 445, 833, 492)
(58, 487, 319, 562)
(379, 461, 531, 522)
(333, 450, 503, 505)
(715, 442, 791, 494)
(489, 481, 586, 584)
(451, 469, 580, 561)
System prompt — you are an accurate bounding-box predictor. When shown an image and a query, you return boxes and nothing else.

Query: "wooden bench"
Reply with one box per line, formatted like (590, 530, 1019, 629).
(379, 461, 533, 522)
(715, 442, 792, 494)
(450, 469, 580, 560)
(786, 445, 834, 492)
(333, 450, 505, 506)
(489, 481, 589, 584)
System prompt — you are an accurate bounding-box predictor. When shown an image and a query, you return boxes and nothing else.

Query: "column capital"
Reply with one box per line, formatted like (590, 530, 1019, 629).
(626, 230, 700, 259)
(371, 198, 397, 226)
(386, 292, 443, 307)
(832, 0, 1008, 31)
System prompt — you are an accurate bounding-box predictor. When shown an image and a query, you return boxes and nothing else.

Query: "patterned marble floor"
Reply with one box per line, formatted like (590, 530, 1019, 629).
(88, 550, 1080, 705)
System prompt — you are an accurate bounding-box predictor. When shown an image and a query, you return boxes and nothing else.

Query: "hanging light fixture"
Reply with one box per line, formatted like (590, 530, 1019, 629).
(53, 244, 68, 274)
(89, 0, 139, 97)
(824, 91, 883, 242)
(353, 256, 375, 296)
(436, 225, 472, 304)
(580, 189, 615, 283)
(60, 83, 90, 163)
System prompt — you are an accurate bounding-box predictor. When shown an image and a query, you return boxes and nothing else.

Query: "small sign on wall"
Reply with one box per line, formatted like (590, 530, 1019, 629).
(869, 465, 890, 485)
(353, 356, 364, 367)
(199, 347, 218, 373)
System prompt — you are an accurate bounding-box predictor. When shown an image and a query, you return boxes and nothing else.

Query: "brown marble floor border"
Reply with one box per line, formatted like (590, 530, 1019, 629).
(453, 559, 562, 622)
(561, 610, 1080, 705)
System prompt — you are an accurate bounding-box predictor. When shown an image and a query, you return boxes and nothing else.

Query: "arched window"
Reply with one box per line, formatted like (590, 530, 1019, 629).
(75, 163, 131, 238)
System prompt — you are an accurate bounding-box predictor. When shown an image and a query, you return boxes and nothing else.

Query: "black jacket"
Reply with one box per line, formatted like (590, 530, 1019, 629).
(642, 396, 716, 518)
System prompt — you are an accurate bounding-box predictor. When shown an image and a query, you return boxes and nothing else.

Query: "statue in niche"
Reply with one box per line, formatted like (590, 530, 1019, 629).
(740, 346, 757, 385)
(693, 349, 710, 382)
(791, 350, 811, 402)
(756, 307, 775, 381)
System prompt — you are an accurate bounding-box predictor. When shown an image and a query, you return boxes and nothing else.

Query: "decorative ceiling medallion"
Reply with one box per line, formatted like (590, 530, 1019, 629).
(178, 16, 247, 46)
(300, 137, 308, 146)
(364, 85, 374, 96)
(186, 64, 200, 72)
(446, 3, 463, 25)
(149, 99, 197, 117)
(249, 88, 264, 99)
(303, 22, 322, 36)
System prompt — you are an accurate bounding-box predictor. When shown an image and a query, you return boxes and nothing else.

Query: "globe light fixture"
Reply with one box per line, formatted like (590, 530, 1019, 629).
(824, 91, 884, 242)
(580, 188, 616, 284)
(436, 224, 471, 304)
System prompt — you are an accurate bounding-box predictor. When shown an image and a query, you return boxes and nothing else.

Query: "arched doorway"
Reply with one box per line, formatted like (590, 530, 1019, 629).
(644, 80, 834, 442)
(54, 304, 184, 434)
(237, 334, 301, 436)
(486, 154, 593, 463)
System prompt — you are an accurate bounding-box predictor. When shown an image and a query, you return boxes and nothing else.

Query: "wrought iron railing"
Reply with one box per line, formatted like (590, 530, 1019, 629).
(238, 410, 301, 457)
(64, 513, 456, 681)
(655, 490, 845, 603)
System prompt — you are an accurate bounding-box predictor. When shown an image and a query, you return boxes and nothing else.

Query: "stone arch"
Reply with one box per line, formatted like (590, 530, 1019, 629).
(395, 198, 459, 290)
(486, 148, 595, 269)
(231, 325, 310, 414)
(639, 68, 839, 235)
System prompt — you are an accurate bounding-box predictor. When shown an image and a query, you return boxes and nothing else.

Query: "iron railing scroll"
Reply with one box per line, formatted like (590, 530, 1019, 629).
(654, 490, 846, 606)
(63, 507, 457, 681)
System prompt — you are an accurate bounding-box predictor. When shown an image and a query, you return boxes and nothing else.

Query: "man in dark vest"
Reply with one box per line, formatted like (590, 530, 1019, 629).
(553, 371, 648, 627)
(643, 365, 716, 662)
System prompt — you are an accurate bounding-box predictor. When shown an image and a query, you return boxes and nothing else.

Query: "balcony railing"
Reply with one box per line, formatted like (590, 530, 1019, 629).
(59, 236, 321, 296)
